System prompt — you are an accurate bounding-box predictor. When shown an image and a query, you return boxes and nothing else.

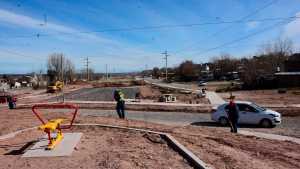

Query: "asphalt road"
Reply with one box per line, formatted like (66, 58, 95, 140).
(79, 108, 300, 138)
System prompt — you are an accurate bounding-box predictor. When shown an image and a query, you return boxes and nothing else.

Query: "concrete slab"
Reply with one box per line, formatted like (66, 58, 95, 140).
(22, 133, 82, 158)
(239, 130, 300, 145)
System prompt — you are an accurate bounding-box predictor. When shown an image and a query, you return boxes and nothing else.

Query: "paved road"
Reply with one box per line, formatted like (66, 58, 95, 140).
(239, 130, 300, 144)
(205, 91, 226, 106)
(143, 78, 226, 106)
(79, 109, 211, 126)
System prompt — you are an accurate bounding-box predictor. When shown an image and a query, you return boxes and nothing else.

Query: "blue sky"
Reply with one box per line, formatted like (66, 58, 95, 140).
(0, 0, 300, 73)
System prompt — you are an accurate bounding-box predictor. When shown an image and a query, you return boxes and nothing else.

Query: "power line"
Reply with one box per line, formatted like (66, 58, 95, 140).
(190, 18, 296, 56)
(173, 0, 279, 54)
(0, 48, 43, 60)
(1, 16, 298, 40)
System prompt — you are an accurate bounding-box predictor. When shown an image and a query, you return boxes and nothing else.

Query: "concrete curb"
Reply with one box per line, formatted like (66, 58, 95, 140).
(16, 101, 212, 113)
(162, 134, 213, 169)
(0, 127, 37, 140)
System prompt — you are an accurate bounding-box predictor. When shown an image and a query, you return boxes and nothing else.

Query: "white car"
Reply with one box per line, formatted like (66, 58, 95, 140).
(211, 101, 281, 128)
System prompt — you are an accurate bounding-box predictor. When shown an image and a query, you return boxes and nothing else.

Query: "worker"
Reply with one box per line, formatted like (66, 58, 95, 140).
(114, 89, 126, 119)
(7, 95, 16, 109)
(227, 95, 239, 133)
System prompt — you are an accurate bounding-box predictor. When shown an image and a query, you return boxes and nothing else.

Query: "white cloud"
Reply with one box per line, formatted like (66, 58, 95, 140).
(284, 12, 300, 37)
(246, 21, 260, 29)
(0, 8, 161, 72)
(0, 9, 111, 43)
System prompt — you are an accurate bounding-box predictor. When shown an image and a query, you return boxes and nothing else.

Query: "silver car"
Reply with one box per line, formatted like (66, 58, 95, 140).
(211, 101, 281, 128)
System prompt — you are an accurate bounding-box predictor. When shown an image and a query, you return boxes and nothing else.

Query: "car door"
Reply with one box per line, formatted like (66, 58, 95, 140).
(237, 104, 260, 124)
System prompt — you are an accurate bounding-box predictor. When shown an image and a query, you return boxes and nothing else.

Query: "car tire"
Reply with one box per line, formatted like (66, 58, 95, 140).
(260, 119, 272, 128)
(219, 117, 228, 126)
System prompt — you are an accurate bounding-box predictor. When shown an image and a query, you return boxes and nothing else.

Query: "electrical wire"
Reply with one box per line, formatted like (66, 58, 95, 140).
(189, 18, 297, 56)
(0, 16, 298, 40)
(173, 0, 279, 54)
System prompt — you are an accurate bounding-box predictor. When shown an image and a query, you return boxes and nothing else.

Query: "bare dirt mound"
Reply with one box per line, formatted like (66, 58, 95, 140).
(92, 80, 145, 88)
(0, 126, 191, 169)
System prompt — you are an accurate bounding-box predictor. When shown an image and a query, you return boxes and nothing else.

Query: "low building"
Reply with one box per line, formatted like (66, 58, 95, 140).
(275, 53, 300, 87)
(275, 72, 300, 87)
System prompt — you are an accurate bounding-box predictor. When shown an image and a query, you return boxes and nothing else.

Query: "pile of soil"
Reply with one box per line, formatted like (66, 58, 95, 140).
(92, 80, 145, 88)
(140, 85, 209, 104)
(0, 126, 191, 169)
(139, 85, 162, 100)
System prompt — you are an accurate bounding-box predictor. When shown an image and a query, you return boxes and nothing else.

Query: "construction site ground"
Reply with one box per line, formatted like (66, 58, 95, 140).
(0, 125, 191, 169)
(1, 107, 300, 169)
(1, 83, 300, 168)
(219, 89, 300, 105)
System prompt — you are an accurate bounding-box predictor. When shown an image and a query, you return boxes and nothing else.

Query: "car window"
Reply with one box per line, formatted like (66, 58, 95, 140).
(237, 104, 258, 113)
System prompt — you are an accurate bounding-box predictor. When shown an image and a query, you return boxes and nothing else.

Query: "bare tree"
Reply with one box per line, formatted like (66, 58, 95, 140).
(210, 53, 239, 79)
(176, 60, 199, 81)
(80, 68, 94, 81)
(152, 67, 160, 79)
(47, 53, 76, 83)
(258, 37, 293, 72)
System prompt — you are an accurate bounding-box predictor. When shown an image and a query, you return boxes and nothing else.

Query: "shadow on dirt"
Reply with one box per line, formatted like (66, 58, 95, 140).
(4, 141, 36, 155)
(190, 121, 266, 128)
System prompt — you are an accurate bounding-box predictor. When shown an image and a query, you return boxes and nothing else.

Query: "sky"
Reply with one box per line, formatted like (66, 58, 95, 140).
(0, 0, 300, 74)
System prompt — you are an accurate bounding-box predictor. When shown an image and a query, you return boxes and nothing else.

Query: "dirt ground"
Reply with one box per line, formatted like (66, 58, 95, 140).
(140, 85, 209, 104)
(1, 107, 300, 169)
(219, 89, 300, 105)
(0, 126, 191, 169)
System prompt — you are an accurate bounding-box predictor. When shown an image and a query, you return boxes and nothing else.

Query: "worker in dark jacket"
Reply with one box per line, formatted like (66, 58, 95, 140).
(114, 89, 126, 119)
(227, 95, 239, 133)
(7, 95, 16, 109)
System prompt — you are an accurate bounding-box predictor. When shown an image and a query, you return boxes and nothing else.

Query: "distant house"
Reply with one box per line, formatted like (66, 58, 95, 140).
(275, 53, 300, 87)
(283, 53, 300, 72)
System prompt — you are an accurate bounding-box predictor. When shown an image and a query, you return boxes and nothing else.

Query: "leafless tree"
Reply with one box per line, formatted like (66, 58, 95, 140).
(210, 53, 239, 79)
(80, 68, 94, 81)
(176, 60, 199, 81)
(258, 37, 293, 72)
(152, 67, 160, 79)
(47, 53, 76, 83)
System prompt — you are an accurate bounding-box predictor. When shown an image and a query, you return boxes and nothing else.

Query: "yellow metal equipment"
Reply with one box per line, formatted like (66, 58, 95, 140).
(38, 119, 64, 150)
(32, 104, 78, 150)
(47, 81, 64, 93)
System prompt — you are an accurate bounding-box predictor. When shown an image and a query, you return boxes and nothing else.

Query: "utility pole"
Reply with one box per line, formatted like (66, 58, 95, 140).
(60, 54, 64, 102)
(60, 55, 63, 82)
(105, 64, 108, 80)
(84, 57, 90, 81)
(161, 50, 169, 81)
(143, 64, 148, 80)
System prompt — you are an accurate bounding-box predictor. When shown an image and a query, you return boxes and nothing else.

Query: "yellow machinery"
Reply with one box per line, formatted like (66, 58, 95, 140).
(47, 81, 64, 93)
(38, 119, 64, 150)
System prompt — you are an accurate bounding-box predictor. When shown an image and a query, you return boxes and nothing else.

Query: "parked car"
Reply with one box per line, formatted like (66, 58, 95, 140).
(198, 80, 207, 86)
(211, 101, 281, 128)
